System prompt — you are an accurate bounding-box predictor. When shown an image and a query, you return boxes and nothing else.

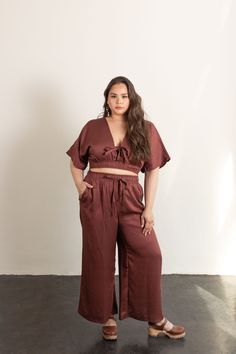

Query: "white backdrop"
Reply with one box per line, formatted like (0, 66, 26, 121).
(0, 0, 235, 275)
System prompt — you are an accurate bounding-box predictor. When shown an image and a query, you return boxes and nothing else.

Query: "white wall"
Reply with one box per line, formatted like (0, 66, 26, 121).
(0, 0, 235, 275)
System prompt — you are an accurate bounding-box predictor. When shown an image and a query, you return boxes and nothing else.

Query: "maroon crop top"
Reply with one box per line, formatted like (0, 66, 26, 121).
(66, 117, 171, 174)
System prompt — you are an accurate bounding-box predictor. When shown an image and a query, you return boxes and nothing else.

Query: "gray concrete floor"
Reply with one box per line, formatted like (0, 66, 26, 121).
(0, 275, 235, 354)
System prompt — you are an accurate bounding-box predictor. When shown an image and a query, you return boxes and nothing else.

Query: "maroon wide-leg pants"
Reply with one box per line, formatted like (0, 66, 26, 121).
(78, 170, 164, 324)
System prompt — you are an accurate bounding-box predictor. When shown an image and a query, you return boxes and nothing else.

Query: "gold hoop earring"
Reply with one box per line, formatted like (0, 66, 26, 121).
(105, 105, 110, 116)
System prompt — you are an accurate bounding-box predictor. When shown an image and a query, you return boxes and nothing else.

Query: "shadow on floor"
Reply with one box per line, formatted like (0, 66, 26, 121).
(0, 274, 235, 354)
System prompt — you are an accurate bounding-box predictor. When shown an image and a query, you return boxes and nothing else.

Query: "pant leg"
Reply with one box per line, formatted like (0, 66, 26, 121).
(78, 173, 118, 323)
(117, 180, 164, 323)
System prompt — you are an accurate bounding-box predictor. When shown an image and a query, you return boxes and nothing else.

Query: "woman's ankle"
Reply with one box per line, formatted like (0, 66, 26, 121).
(148, 317, 165, 326)
(103, 317, 116, 325)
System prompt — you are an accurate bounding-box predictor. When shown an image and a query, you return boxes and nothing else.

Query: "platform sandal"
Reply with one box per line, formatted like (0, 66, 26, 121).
(148, 317, 186, 339)
(102, 317, 118, 340)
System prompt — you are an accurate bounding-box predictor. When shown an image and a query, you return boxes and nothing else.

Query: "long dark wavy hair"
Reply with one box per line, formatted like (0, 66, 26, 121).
(97, 76, 151, 163)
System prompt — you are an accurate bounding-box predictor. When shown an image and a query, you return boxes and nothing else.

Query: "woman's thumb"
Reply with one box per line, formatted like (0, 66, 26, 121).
(140, 215, 145, 228)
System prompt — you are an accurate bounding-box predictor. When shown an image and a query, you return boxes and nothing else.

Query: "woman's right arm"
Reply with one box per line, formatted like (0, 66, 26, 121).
(69, 159, 86, 196)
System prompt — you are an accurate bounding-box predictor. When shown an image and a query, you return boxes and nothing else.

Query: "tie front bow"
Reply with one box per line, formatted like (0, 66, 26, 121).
(103, 146, 129, 164)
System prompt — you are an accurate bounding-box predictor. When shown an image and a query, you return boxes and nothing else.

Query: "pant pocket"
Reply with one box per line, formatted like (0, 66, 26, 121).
(130, 182, 144, 208)
(136, 182, 144, 202)
(79, 175, 95, 203)
(79, 186, 88, 201)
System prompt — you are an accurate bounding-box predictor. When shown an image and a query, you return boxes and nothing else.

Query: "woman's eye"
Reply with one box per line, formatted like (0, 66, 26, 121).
(110, 95, 128, 98)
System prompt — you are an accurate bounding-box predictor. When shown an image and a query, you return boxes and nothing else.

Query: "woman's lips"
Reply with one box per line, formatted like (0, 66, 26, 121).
(115, 107, 123, 109)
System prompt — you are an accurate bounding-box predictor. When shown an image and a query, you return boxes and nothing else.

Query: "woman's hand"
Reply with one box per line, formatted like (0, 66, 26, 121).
(140, 207, 154, 237)
(78, 181, 93, 199)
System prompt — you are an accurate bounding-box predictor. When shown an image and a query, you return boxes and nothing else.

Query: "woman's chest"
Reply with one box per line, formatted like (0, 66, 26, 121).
(105, 117, 128, 147)
(87, 118, 130, 161)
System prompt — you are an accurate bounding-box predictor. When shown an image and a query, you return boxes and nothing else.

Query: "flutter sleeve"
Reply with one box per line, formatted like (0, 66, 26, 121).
(141, 121, 171, 173)
(66, 122, 89, 170)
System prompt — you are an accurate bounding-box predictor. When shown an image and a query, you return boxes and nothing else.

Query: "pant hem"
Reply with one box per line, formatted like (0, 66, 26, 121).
(78, 309, 119, 324)
(119, 313, 164, 322)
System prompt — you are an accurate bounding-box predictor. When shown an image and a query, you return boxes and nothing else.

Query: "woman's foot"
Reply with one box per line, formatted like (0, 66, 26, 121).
(148, 317, 186, 339)
(102, 316, 117, 340)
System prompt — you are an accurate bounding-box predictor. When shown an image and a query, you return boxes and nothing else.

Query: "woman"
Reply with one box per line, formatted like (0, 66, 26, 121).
(66, 76, 186, 340)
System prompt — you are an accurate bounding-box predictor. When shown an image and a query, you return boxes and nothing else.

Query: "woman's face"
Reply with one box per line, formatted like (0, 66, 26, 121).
(107, 83, 130, 116)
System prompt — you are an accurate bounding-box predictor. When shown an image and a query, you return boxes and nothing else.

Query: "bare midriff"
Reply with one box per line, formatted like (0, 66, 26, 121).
(90, 167, 138, 176)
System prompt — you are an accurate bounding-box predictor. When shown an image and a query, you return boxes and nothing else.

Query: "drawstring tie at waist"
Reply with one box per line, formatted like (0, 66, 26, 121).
(103, 175, 128, 216)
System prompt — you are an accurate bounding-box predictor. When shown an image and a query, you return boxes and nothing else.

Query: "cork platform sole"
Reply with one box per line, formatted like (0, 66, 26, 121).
(148, 326, 186, 339)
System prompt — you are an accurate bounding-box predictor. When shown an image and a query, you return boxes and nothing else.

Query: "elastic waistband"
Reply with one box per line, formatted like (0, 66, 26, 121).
(87, 170, 139, 182)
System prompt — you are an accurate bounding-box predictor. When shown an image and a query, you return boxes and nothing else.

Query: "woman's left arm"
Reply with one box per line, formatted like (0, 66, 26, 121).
(141, 167, 159, 237)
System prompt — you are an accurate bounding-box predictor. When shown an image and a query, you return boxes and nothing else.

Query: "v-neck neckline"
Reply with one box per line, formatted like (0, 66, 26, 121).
(104, 117, 128, 147)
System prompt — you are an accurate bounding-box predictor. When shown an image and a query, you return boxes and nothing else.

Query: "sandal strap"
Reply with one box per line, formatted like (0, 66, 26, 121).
(163, 318, 174, 331)
(103, 318, 117, 327)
